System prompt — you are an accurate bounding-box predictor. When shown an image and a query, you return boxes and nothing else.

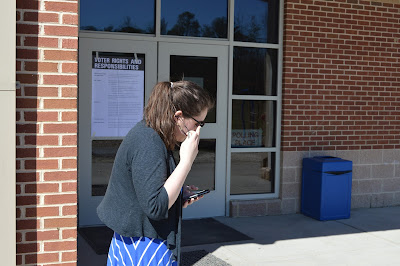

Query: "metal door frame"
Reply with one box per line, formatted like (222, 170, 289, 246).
(158, 42, 229, 218)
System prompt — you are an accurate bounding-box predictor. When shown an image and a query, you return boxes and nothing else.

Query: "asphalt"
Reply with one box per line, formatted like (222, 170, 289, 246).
(78, 206, 400, 265)
(181, 206, 400, 266)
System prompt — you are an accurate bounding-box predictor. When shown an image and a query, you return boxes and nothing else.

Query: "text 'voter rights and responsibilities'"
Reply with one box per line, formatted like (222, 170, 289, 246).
(94, 56, 142, 70)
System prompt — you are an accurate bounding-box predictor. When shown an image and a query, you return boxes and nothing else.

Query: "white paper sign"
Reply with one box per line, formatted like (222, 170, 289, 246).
(231, 129, 263, 147)
(91, 52, 145, 137)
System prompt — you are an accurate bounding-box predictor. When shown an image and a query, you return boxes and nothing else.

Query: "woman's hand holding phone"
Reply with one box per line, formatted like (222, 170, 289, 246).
(182, 185, 208, 208)
(183, 194, 203, 208)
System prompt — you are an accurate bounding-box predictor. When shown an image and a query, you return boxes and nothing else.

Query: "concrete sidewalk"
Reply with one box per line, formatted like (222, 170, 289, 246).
(181, 206, 400, 265)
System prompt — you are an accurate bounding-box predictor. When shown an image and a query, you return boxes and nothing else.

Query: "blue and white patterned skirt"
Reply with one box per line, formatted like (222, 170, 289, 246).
(107, 232, 177, 266)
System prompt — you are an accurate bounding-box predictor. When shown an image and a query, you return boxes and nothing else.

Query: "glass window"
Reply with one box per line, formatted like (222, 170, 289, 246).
(170, 55, 217, 123)
(80, 0, 155, 34)
(234, 0, 279, 43)
(92, 140, 122, 196)
(92, 139, 216, 195)
(161, 0, 228, 38)
(231, 100, 276, 148)
(230, 152, 275, 195)
(233, 47, 278, 96)
(173, 139, 216, 190)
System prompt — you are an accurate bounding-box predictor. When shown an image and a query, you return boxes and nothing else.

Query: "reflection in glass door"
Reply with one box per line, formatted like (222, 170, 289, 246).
(158, 43, 228, 219)
(170, 55, 217, 123)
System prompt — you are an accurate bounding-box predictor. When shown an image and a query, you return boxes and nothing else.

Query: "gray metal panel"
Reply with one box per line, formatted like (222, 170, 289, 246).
(0, 0, 16, 91)
(0, 91, 16, 264)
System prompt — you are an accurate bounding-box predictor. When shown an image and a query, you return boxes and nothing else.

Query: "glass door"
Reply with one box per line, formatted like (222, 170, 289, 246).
(78, 37, 157, 226)
(158, 42, 228, 218)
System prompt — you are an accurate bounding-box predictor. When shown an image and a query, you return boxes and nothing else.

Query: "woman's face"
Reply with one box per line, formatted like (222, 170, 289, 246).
(174, 109, 208, 142)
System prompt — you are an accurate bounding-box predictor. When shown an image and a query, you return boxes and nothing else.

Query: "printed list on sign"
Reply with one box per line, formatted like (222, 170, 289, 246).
(91, 52, 145, 137)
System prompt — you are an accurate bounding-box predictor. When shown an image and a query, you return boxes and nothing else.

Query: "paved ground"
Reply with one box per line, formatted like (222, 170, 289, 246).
(78, 206, 400, 265)
(182, 206, 400, 266)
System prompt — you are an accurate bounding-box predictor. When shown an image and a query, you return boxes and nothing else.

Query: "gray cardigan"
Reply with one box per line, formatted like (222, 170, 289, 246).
(97, 120, 181, 260)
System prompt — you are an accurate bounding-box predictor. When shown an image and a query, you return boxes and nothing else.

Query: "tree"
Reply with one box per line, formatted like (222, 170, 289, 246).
(168, 11, 201, 36)
(118, 16, 143, 33)
(104, 25, 114, 32)
(202, 16, 227, 38)
(160, 18, 168, 35)
(81, 25, 98, 31)
(247, 16, 261, 42)
(234, 15, 263, 42)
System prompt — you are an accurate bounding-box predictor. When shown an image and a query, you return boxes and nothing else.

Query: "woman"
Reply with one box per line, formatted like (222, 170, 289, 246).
(97, 80, 214, 266)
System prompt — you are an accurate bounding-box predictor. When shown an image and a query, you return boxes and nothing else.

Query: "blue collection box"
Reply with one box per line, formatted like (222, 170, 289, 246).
(301, 156, 352, 221)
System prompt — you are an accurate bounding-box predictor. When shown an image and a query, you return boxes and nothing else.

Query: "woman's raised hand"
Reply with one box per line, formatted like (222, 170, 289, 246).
(179, 126, 201, 166)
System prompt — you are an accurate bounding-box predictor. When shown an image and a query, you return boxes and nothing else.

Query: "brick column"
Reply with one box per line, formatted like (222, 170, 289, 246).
(16, 0, 78, 265)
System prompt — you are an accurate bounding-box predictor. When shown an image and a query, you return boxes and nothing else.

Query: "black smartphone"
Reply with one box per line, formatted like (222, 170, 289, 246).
(184, 189, 210, 202)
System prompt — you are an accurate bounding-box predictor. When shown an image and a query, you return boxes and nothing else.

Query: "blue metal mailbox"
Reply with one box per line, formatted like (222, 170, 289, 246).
(301, 156, 352, 221)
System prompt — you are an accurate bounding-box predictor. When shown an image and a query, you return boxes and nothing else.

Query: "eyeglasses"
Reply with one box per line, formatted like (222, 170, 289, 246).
(188, 116, 205, 127)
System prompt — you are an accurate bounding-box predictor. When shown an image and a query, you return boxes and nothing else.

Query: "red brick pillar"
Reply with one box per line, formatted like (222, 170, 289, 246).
(16, 0, 78, 265)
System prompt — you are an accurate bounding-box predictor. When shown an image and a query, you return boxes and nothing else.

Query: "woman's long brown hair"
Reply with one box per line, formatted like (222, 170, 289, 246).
(144, 80, 214, 150)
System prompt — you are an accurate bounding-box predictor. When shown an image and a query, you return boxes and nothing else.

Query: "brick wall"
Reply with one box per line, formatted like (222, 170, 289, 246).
(275, 0, 400, 218)
(282, 0, 400, 151)
(16, 0, 78, 265)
